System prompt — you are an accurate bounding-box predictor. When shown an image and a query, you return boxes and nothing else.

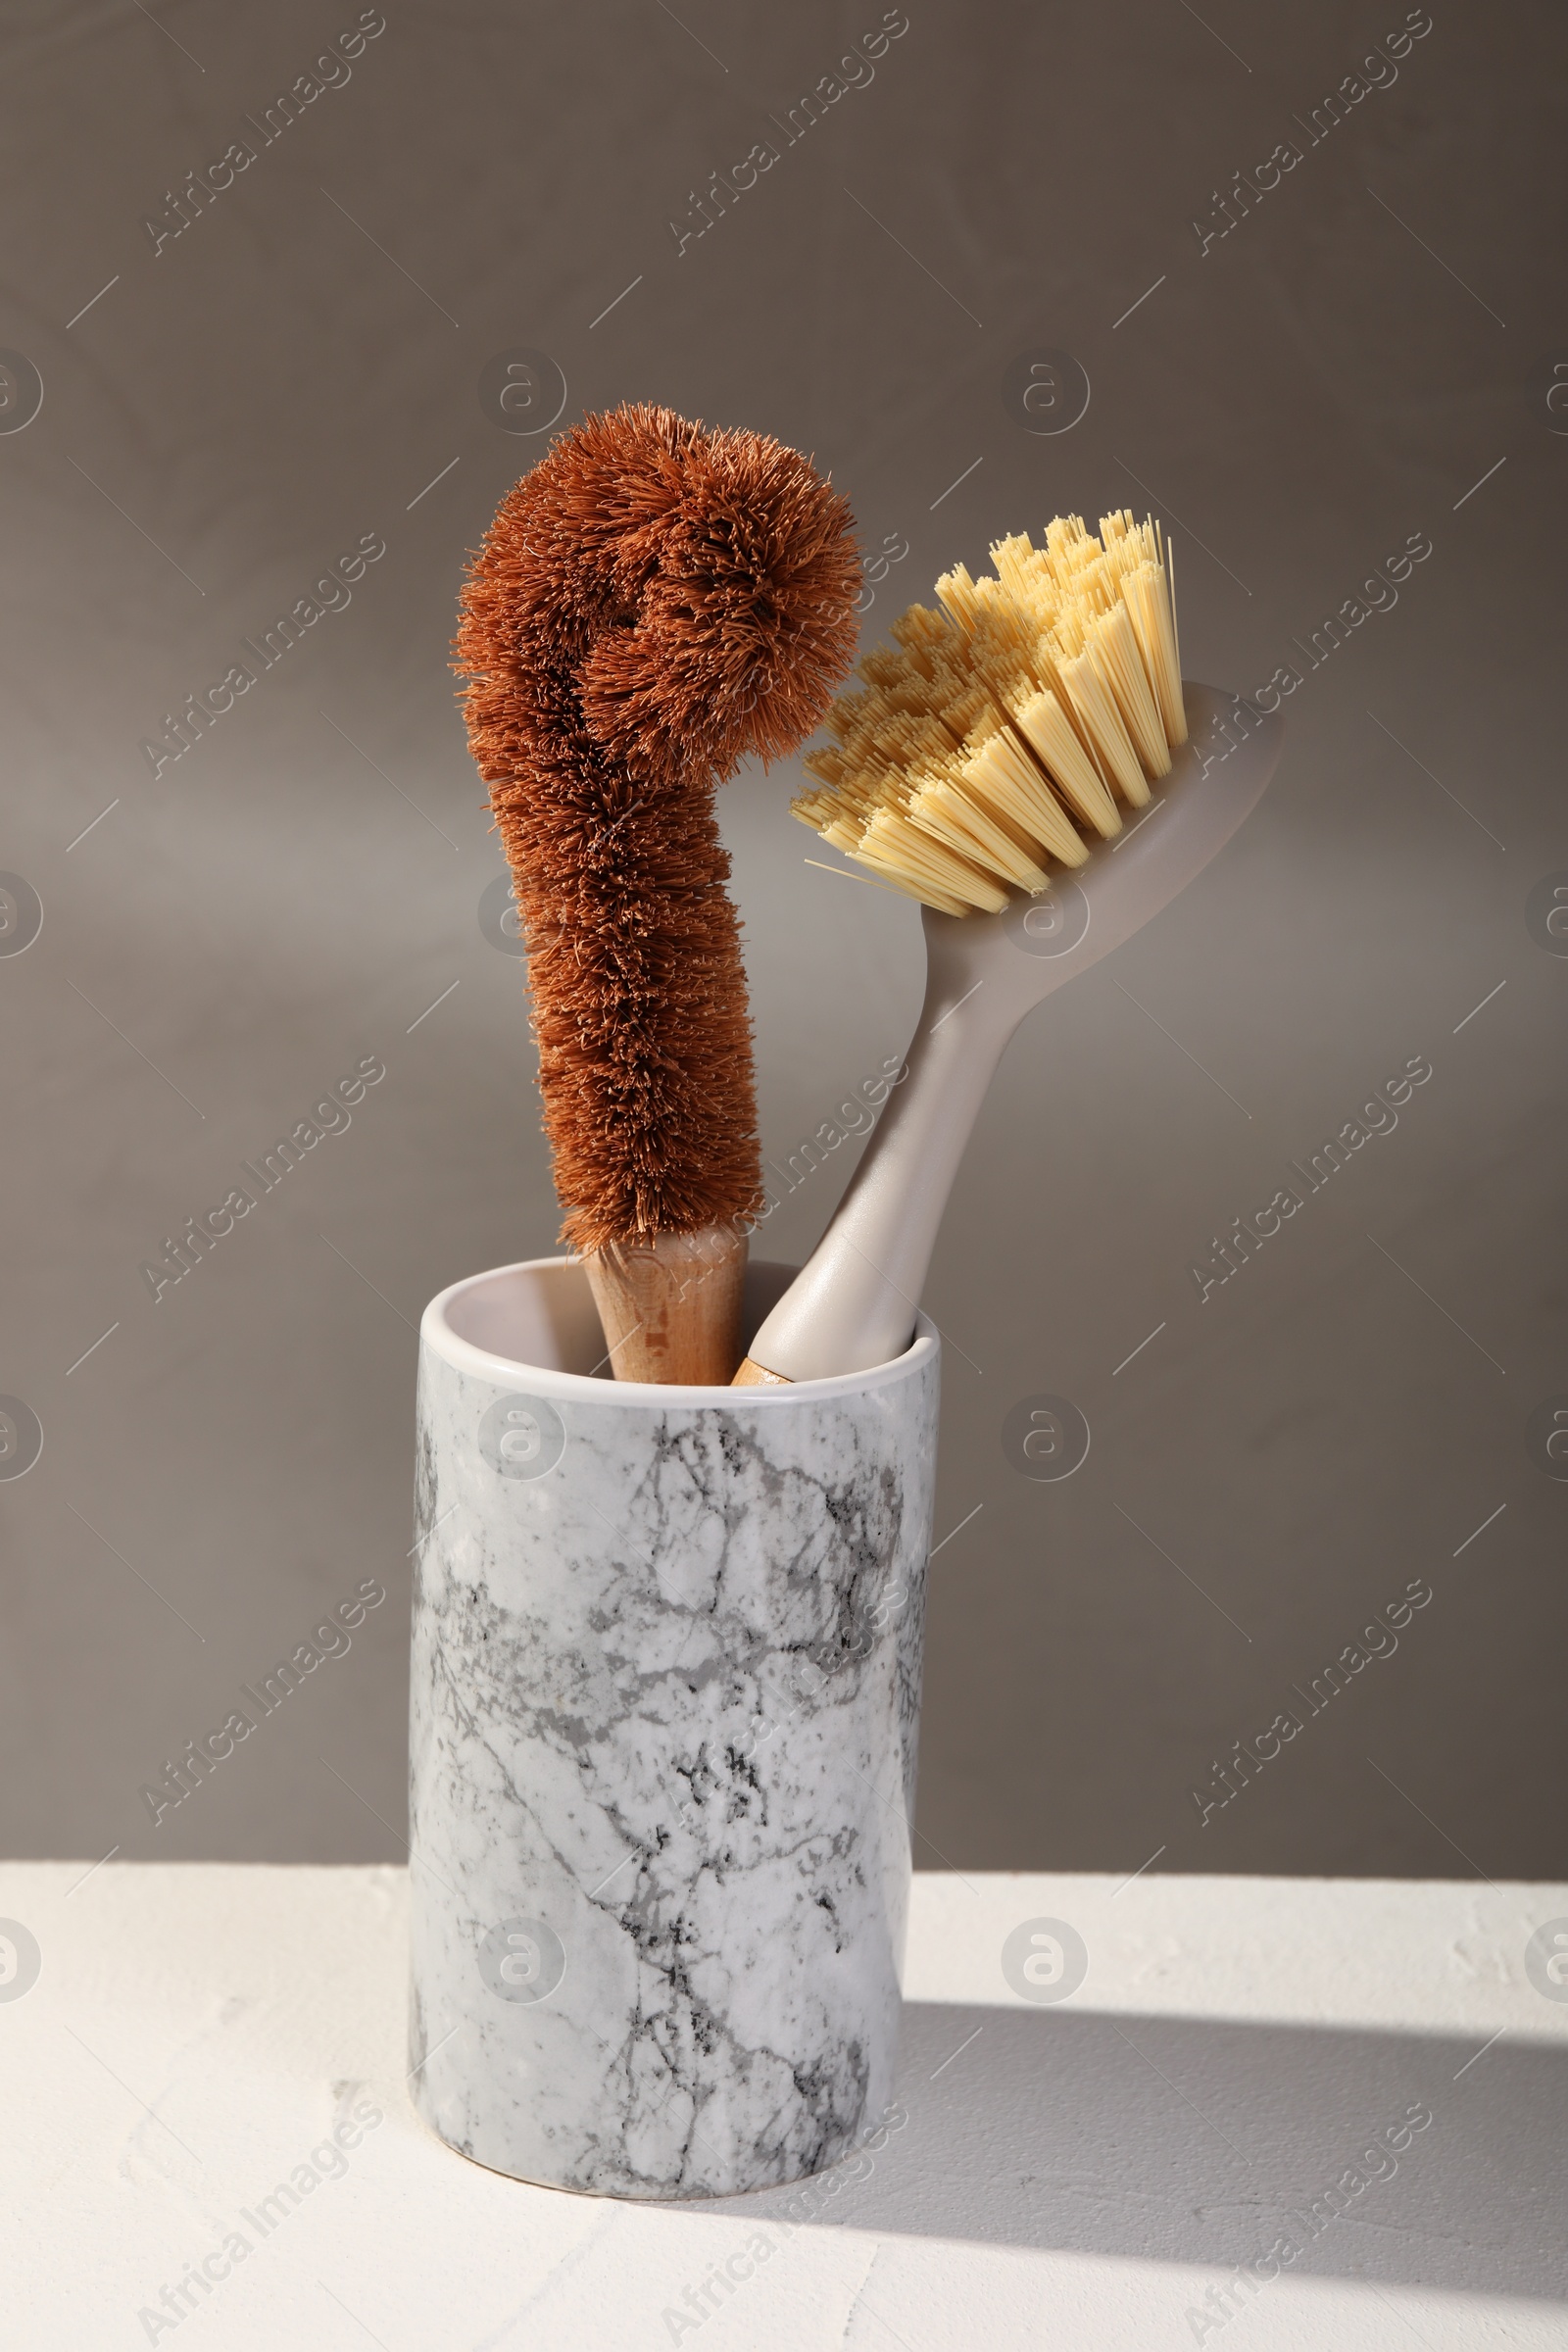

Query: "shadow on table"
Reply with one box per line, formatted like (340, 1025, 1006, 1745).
(693, 2003, 1568, 2301)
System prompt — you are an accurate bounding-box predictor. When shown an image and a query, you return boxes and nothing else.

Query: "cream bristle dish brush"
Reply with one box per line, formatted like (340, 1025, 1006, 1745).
(455, 403, 860, 1385)
(734, 510, 1284, 1385)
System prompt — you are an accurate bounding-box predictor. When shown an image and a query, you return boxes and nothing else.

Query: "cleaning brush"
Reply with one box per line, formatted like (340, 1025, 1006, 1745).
(455, 403, 859, 1383)
(792, 511, 1184, 914)
(735, 512, 1283, 1384)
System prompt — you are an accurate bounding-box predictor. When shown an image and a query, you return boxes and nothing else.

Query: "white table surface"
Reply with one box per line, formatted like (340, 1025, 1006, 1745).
(3, 1863, 1565, 2349)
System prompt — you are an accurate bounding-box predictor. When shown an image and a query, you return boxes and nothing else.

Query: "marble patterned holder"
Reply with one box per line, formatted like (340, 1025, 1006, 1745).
(408, 1255, 940, 2199)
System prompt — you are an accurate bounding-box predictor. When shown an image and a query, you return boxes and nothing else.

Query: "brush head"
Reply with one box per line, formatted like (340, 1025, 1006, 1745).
(793, 510, 1186, 914)
(455, 403, 860, 1252)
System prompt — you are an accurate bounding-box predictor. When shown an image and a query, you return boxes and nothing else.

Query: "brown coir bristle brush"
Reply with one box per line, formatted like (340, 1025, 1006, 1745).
(454, 403, 860, 1384)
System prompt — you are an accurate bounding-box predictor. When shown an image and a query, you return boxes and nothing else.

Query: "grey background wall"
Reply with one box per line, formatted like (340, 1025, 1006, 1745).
(2, 0, 1563, 1880)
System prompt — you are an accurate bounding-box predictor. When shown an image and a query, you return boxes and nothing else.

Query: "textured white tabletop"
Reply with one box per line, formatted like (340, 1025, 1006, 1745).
(3, 1864, 1565, 2349)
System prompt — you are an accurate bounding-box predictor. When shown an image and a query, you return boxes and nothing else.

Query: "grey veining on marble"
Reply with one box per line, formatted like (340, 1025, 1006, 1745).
(407, 1259, 941, 2199)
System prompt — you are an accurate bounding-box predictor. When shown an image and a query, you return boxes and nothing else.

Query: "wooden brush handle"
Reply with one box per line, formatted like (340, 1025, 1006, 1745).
(584, 1226, 748, 1385)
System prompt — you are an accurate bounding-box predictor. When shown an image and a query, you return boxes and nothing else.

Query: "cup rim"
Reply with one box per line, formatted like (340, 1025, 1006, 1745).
(421, 1254, 940, 1403)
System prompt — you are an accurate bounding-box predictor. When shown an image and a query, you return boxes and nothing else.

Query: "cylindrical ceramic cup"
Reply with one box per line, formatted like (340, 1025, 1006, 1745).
(406, 1255, 939, 2199)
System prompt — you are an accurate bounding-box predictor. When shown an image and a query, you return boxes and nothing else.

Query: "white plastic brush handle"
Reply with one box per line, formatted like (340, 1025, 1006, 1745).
(745, 683, 1285, 1383)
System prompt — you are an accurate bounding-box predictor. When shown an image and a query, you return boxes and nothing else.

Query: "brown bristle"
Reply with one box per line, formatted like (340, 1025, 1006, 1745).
(454, 403, 860, 1252)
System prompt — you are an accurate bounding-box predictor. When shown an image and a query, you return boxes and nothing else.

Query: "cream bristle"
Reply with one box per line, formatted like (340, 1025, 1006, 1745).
(802, 744, 852, 790)
(1011, 686, 1121, 838)
(908, 764, 1051, 895)
(889, 604, 952, 655)
(1091, 600, 1170, 778)
(825, 688, 870, 746)
(860, 646, 908, 688)
(990, 532, 1054, 607)
(1051, 616, 1151, 807)
(793, 509, 1187, 911)
(942, 682, 998, 743)
(960, 728, 1090, 869)
(934, 564, 983, 631)
(860, 802, 1007, 913)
